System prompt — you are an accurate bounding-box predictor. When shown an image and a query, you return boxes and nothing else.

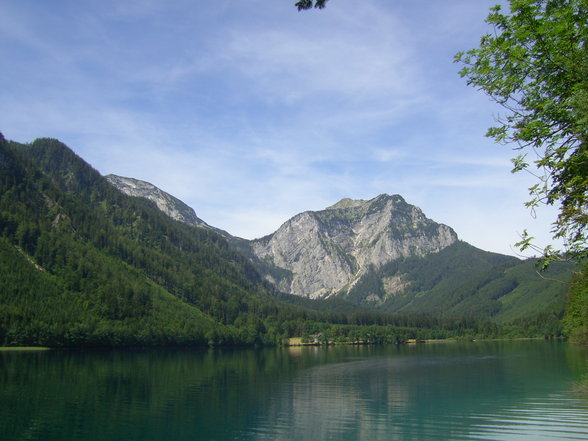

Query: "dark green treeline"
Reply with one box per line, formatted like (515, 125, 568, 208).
(0, 134, 573, 346)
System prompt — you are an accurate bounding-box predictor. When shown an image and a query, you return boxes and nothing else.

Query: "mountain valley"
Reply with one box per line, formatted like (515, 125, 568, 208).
(106, 175, 573, 325)
(0, 135, 576, 346)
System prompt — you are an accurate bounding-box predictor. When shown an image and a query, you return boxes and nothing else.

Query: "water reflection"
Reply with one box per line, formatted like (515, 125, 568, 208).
(250, 343, 588, 441)
(468, 396, 588, 440)
(0, 342, 586, 441)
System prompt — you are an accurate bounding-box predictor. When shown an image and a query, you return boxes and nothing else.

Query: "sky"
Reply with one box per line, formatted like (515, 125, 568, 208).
(0, 0, 560, 257)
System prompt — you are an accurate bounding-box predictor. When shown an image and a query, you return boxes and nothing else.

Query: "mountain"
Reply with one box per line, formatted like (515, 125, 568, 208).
(0, 136, 316, 347)
(343, 240, 572, 323)
(1, 134, 574, 347)
(249, 194, 458, 299)
(105, 175, 209, 228)
(245, 195, 572, 322)
(105, 172, 573, 324)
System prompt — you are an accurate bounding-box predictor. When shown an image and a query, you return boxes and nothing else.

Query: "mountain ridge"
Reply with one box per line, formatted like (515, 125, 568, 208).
(0, 136, 298, 346)
(105, 174, 209, 228)
(0, 134, 574, 347)
(104, 165, 572, 324)
(105, 176, 461, 300)
(249, 194, 459, 299)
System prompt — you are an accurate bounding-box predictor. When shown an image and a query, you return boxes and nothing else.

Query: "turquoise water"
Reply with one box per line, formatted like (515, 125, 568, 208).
(1, 341, 587, 440)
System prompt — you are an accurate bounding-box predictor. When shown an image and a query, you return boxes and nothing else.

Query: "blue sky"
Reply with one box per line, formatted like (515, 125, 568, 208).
(0, 0, 559, 256)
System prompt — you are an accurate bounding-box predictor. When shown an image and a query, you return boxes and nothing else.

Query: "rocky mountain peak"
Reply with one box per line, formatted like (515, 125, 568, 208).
(250, 195, 458, 299)
(327, 197, 367, 210)
(105, 175, 208, 228)
(326, 194, 404, 211)
(103, 175, 459, 301)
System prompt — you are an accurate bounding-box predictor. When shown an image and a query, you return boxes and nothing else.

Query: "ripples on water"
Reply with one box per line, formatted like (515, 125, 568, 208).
(1, 342, 587, 441)
(248, 381, 587, 438)
(468, 395, 588, 440)
(236, 345, 588, 441)
(246, 392, 588, 441)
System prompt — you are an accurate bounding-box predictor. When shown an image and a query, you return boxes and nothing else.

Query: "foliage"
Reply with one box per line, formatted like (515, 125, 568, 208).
(0, 136, 281, 346)
(295, 0, 328, 11)
(0, 134, 572, 346)
(563, 262, 588, 344)
(338, 241, 572, 325)
(455, 0, 588, 262)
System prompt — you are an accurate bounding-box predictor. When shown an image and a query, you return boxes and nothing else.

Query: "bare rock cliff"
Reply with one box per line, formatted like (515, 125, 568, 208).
(104, 176, 458, 300)
(250, 194, 458, 299)
(105, 175, 208, 228)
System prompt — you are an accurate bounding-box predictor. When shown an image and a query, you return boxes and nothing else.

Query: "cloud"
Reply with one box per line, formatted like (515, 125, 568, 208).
(206, 2, 424, 110)
(0, 0, 559, 256)
(222, 30, 416, 101)
(369, 148, 407, 163)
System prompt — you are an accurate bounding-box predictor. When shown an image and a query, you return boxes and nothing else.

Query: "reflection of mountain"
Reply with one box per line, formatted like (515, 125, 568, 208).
(0, 344, 586, 441)
(255, 349, 412, 441)
(0, 348, 286, 441)
(248, 343, 588, 440)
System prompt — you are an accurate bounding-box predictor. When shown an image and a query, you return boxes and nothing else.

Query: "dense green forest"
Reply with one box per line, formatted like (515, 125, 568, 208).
(0, 134, 579, 346)
(563, 262, 588, 344)
(338, 241, 574, 323)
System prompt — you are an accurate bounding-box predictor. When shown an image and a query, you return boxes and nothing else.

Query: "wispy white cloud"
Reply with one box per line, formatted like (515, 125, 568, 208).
(0, 0, 557, 256)
(202, 1, 426, 129)
(369, 148, 408, 163)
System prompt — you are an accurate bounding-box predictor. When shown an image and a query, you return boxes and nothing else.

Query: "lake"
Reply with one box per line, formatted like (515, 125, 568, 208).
(1, 341, 587, 440)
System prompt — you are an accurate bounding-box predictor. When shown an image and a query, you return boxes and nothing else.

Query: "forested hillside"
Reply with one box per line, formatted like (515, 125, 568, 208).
(0, 135, 577, 346)
(339, 241, 573, 324)
(0, 135, 290, 346)
(107, 166, 575, 332)
(563, 262, 588, 344)
(0, 135, 498, 346)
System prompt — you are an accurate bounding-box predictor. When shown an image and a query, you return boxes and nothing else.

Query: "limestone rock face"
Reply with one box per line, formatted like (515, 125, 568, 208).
(250, 194, 458, 299)
(105, 175, 208, 228)
(104, 176, 458, 301)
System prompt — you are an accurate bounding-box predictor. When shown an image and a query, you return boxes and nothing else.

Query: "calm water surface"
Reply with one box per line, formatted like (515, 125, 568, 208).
(1, 341, 587, 440)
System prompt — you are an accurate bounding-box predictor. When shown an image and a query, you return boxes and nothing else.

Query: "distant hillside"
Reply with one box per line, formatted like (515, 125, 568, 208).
(339, 241, 572, 323)
(1, 133, 575, 347)
(0, 136, 304, 346)
(106, 169, 574, 326)
(105, 174, 210, 228)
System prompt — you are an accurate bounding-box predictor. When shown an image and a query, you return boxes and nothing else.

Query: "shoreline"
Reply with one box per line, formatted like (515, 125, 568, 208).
(284, 336, 554, 347)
